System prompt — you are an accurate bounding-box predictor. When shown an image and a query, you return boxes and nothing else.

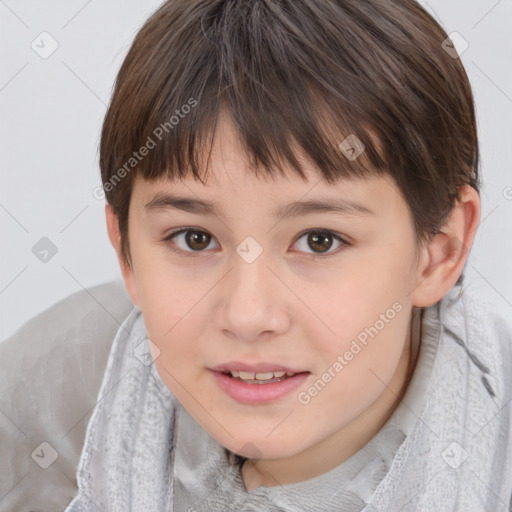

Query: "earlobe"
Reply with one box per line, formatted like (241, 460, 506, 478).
(411, 185, 481, 308)
(105, 204, 141, 308)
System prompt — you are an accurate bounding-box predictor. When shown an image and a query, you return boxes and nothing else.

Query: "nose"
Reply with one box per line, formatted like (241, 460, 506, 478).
(215, 252, 291, 343)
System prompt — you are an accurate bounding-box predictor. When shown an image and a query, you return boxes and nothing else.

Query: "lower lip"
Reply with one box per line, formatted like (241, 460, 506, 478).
(210, 370, 310, 404)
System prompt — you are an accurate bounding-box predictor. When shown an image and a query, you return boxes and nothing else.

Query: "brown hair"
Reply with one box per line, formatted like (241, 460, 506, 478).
(100, 0, 479, 268)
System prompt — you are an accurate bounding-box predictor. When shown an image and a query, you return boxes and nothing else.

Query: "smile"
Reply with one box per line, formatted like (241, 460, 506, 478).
(226, 370, 296, 382)
(210, 369, 310, 404)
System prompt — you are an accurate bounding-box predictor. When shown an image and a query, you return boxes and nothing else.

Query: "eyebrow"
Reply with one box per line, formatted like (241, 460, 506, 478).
(144, 193, 375, 220)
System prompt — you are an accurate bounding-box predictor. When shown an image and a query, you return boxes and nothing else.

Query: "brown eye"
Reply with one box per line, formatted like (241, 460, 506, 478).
(163, 228, 217, 254)
(163, 227, 349, 259)
(292, 229, 349, 258)
(184, 231, 211, 250)
(307, 232, 334, 253)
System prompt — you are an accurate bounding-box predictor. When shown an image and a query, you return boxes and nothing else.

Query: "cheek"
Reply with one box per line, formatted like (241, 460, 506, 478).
(147, 305, 209, 404)
(302, 310, 410, 428)
(130, 245, 202, 338)
(295, 256, 412, 413)
(299, 260, 410, 357)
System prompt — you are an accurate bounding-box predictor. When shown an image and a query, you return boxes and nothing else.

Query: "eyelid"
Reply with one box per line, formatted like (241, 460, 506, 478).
(291, 229, 350, 259)
(162, 226, 219, 258)
(161, 227, 351, 258)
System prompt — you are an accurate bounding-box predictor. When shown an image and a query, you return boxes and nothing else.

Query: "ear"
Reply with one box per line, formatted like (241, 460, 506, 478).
(105, 204, 141, 308)
(411, 185, 481, 308)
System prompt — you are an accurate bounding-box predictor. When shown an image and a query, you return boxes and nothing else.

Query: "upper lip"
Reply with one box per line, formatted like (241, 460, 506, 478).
(211, 361, 309, 374)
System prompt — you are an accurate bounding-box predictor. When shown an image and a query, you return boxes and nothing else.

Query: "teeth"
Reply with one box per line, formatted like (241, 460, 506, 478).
(255, 372, 275, 380)
(238, 371, 256, 380)
(230, 370, 294, 380)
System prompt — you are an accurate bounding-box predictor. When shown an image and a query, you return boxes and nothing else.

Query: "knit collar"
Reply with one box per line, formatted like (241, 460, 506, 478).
(67, 282, 512, 512)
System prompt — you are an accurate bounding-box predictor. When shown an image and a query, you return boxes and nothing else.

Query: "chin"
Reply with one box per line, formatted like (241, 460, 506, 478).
(221, 432, 306, 460)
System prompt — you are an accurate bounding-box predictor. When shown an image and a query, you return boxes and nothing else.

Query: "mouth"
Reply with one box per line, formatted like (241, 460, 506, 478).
(219, 369, 306, 384)
(211, 361, 307, 374)
(209, 363, 311, 404)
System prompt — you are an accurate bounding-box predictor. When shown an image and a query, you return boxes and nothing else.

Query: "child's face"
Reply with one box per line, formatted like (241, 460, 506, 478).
(118, 112, 424, 477)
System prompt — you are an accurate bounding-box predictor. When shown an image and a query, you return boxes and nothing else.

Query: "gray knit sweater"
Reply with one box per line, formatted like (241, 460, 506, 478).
(64, 282, 512, 511)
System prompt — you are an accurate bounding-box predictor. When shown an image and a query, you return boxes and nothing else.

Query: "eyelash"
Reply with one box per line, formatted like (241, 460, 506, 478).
(161, 227, 351, 259)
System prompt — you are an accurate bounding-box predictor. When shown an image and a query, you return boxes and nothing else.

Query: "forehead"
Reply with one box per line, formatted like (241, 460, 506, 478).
(132, 171, 407, 227)
(131, 109, 407, 219)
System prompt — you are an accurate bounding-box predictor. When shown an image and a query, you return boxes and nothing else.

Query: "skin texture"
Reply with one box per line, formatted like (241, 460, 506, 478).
(106, 110, 481, 491)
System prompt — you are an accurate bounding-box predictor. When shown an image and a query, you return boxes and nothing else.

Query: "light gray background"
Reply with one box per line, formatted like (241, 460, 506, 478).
(1, 0, 511, 341)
